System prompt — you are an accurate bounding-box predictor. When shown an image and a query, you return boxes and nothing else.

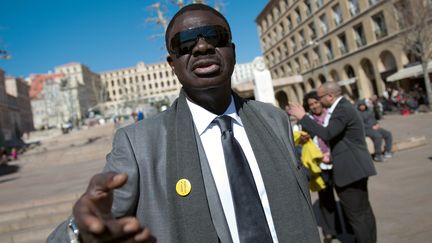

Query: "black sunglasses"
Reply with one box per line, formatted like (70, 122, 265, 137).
(169, 25, 231, 56)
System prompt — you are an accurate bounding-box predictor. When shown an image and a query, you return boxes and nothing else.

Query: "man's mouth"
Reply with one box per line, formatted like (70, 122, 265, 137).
(192, 60, 221, 76)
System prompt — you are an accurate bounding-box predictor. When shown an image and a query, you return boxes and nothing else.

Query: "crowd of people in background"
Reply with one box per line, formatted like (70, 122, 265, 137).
(379, 84, 430, 116)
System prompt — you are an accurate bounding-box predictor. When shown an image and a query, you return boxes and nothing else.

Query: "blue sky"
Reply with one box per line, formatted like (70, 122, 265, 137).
(0, 0, 268, 77)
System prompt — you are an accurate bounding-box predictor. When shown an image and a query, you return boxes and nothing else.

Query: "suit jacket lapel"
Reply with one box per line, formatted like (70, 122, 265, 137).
(165, 90, 219, 243)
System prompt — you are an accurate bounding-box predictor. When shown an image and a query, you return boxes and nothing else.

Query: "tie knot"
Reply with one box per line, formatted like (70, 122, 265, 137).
(214, 115, 233, 134)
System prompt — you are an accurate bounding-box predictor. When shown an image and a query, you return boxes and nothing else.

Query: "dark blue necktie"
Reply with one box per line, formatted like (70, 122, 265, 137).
(214, 115, 273, 243)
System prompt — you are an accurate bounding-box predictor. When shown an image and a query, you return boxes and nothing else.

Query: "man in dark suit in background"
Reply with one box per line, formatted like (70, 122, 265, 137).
(288, 82, 377, 243)
(47, 4, 320, 243)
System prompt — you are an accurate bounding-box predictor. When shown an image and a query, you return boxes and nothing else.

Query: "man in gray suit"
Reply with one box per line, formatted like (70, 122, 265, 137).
(288, 82, 377, 243)
(47, 4, 320, 243)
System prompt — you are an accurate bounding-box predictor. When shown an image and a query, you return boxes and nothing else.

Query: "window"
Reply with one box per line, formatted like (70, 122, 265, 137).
(332, 4, 343, 26)
(320, 14, 328, 34)
(299, 29, 306, 47)
(287, 15, 293, 30)
(147, 74, 151, 80)
(309, 22, 317, 40)
(313, 47, 321, 64)
(294, 58, 300, 73)
(159, 72, 163, 78)
(372, 12, 387, 39)
(316, 0, 323, 8)
(304, 0, 312, 16)
(153, 73, 157, 79)
(354, 24, 367, 47)
(283, 41, 290, 56)
(349, 0, 360, 16)
(338, 33, 348, 55)
(295, 7, 302, 24)
(291, 36, 297, 52)
(325, 40, 333, 61)
(303, 53, 310, 69)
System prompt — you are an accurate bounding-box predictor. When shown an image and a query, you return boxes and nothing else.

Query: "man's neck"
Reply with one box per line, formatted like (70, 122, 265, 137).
(184, 85, 232, 115)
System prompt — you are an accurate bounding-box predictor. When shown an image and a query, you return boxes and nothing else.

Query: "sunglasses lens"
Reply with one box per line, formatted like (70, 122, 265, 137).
(170, 25, 230, 55)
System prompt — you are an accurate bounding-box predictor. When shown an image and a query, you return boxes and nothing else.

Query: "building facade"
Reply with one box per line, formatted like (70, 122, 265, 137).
(256, 0, 424, 107)
(100, 61, 182, 117)
(0, 69, 34, 145)
(29, 63, 102, 130)
(54, 63, 103, 121)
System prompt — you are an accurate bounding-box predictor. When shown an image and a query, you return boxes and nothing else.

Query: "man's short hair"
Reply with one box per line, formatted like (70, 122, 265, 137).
(164, 3, 231, 50)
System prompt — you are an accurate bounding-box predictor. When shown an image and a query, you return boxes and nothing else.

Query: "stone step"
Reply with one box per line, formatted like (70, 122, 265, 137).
(0, 223, 59, 243)
(0, 192, 79, 214)
(0, 199, 73, 225)
(0, 210, 71, 234)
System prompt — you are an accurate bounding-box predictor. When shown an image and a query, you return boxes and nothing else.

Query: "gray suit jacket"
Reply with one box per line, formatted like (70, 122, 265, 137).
(300, 98, 377, 187)
(47, 92, 320, 243)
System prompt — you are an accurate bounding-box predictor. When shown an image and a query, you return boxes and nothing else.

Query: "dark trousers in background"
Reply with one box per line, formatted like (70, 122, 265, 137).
(318, 169, 343, 237)
(366, 128, 393, 155)
(335, 178, 377, 243)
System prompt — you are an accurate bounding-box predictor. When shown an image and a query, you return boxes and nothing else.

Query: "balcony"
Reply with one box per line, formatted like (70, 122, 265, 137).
(350, 6, 360, 16)
(375, 29, 388, 39)
(326, 52, 334, 61)
(369, 0, 380, 6)
(339, 45, 348, 55)
(334, 16, 343, 26)
(355, 36, 367, 47)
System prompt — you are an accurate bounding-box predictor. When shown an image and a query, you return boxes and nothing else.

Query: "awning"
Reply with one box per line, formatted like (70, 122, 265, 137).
(337, 77, 357, 86)
(387, 61, 432, 82)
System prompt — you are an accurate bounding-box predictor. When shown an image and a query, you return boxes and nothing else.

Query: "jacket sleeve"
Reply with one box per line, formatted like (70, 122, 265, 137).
(299, 108, 347, 142)
(46, 217, 71, 242)
(46, 128, 139, 242)
(104, 127, 139, 218)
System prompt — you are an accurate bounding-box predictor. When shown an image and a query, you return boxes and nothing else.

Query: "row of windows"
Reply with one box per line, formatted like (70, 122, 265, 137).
(260, 0, 381, 36)
(104, 70, 175, 87)
(266, 11, 388, 78)
(101, 64, 171, 78)
(260, 0, 384, 52)
(108, 79, 179, 101)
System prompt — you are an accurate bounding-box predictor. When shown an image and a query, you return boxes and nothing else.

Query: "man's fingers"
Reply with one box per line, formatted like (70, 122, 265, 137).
(87, 172, 128, 195)
(134, 227, 157, 243)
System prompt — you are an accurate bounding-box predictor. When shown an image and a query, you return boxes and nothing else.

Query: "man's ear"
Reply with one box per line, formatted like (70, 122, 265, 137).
(167, 55, 174, 69)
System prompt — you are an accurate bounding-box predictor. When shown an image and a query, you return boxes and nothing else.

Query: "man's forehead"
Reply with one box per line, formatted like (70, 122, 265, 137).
(170, 10, 228, 32)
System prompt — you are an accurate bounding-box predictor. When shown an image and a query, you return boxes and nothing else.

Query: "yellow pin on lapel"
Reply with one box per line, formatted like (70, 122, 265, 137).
(176, 178, 192, 197)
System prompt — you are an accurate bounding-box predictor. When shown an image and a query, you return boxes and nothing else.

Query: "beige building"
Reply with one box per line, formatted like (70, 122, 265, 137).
(100, 61, 182, 116)
(256, 0, 425, 108)
(54, 63, 103, 123)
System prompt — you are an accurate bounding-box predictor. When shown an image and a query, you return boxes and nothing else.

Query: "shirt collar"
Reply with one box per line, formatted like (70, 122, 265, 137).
(186, 95, 243, 136)
(327, 96, 343, 114)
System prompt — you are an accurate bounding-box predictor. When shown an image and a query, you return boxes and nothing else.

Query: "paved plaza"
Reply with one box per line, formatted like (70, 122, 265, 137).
(0, 113, 431, 243)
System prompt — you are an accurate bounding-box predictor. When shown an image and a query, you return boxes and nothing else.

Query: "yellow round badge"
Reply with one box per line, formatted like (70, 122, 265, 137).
(176, 178, 192, 197)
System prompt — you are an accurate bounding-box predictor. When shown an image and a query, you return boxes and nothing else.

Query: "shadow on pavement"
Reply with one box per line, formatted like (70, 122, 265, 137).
(0, 164, 20, 178)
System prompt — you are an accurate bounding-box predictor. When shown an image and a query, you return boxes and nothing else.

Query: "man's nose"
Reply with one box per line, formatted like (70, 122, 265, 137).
(192, 37, 215, 55)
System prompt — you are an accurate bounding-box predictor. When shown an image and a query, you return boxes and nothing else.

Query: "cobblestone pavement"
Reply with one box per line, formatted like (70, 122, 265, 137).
(0, 113, 431, 242)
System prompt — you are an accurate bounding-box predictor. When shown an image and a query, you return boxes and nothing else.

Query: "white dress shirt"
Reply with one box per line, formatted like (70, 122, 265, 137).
(323, 96, 343, 126)
(186, 96, 279, 243)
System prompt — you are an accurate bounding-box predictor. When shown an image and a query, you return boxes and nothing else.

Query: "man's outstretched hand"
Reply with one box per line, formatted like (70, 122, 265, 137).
(72, 172, 156, 243)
